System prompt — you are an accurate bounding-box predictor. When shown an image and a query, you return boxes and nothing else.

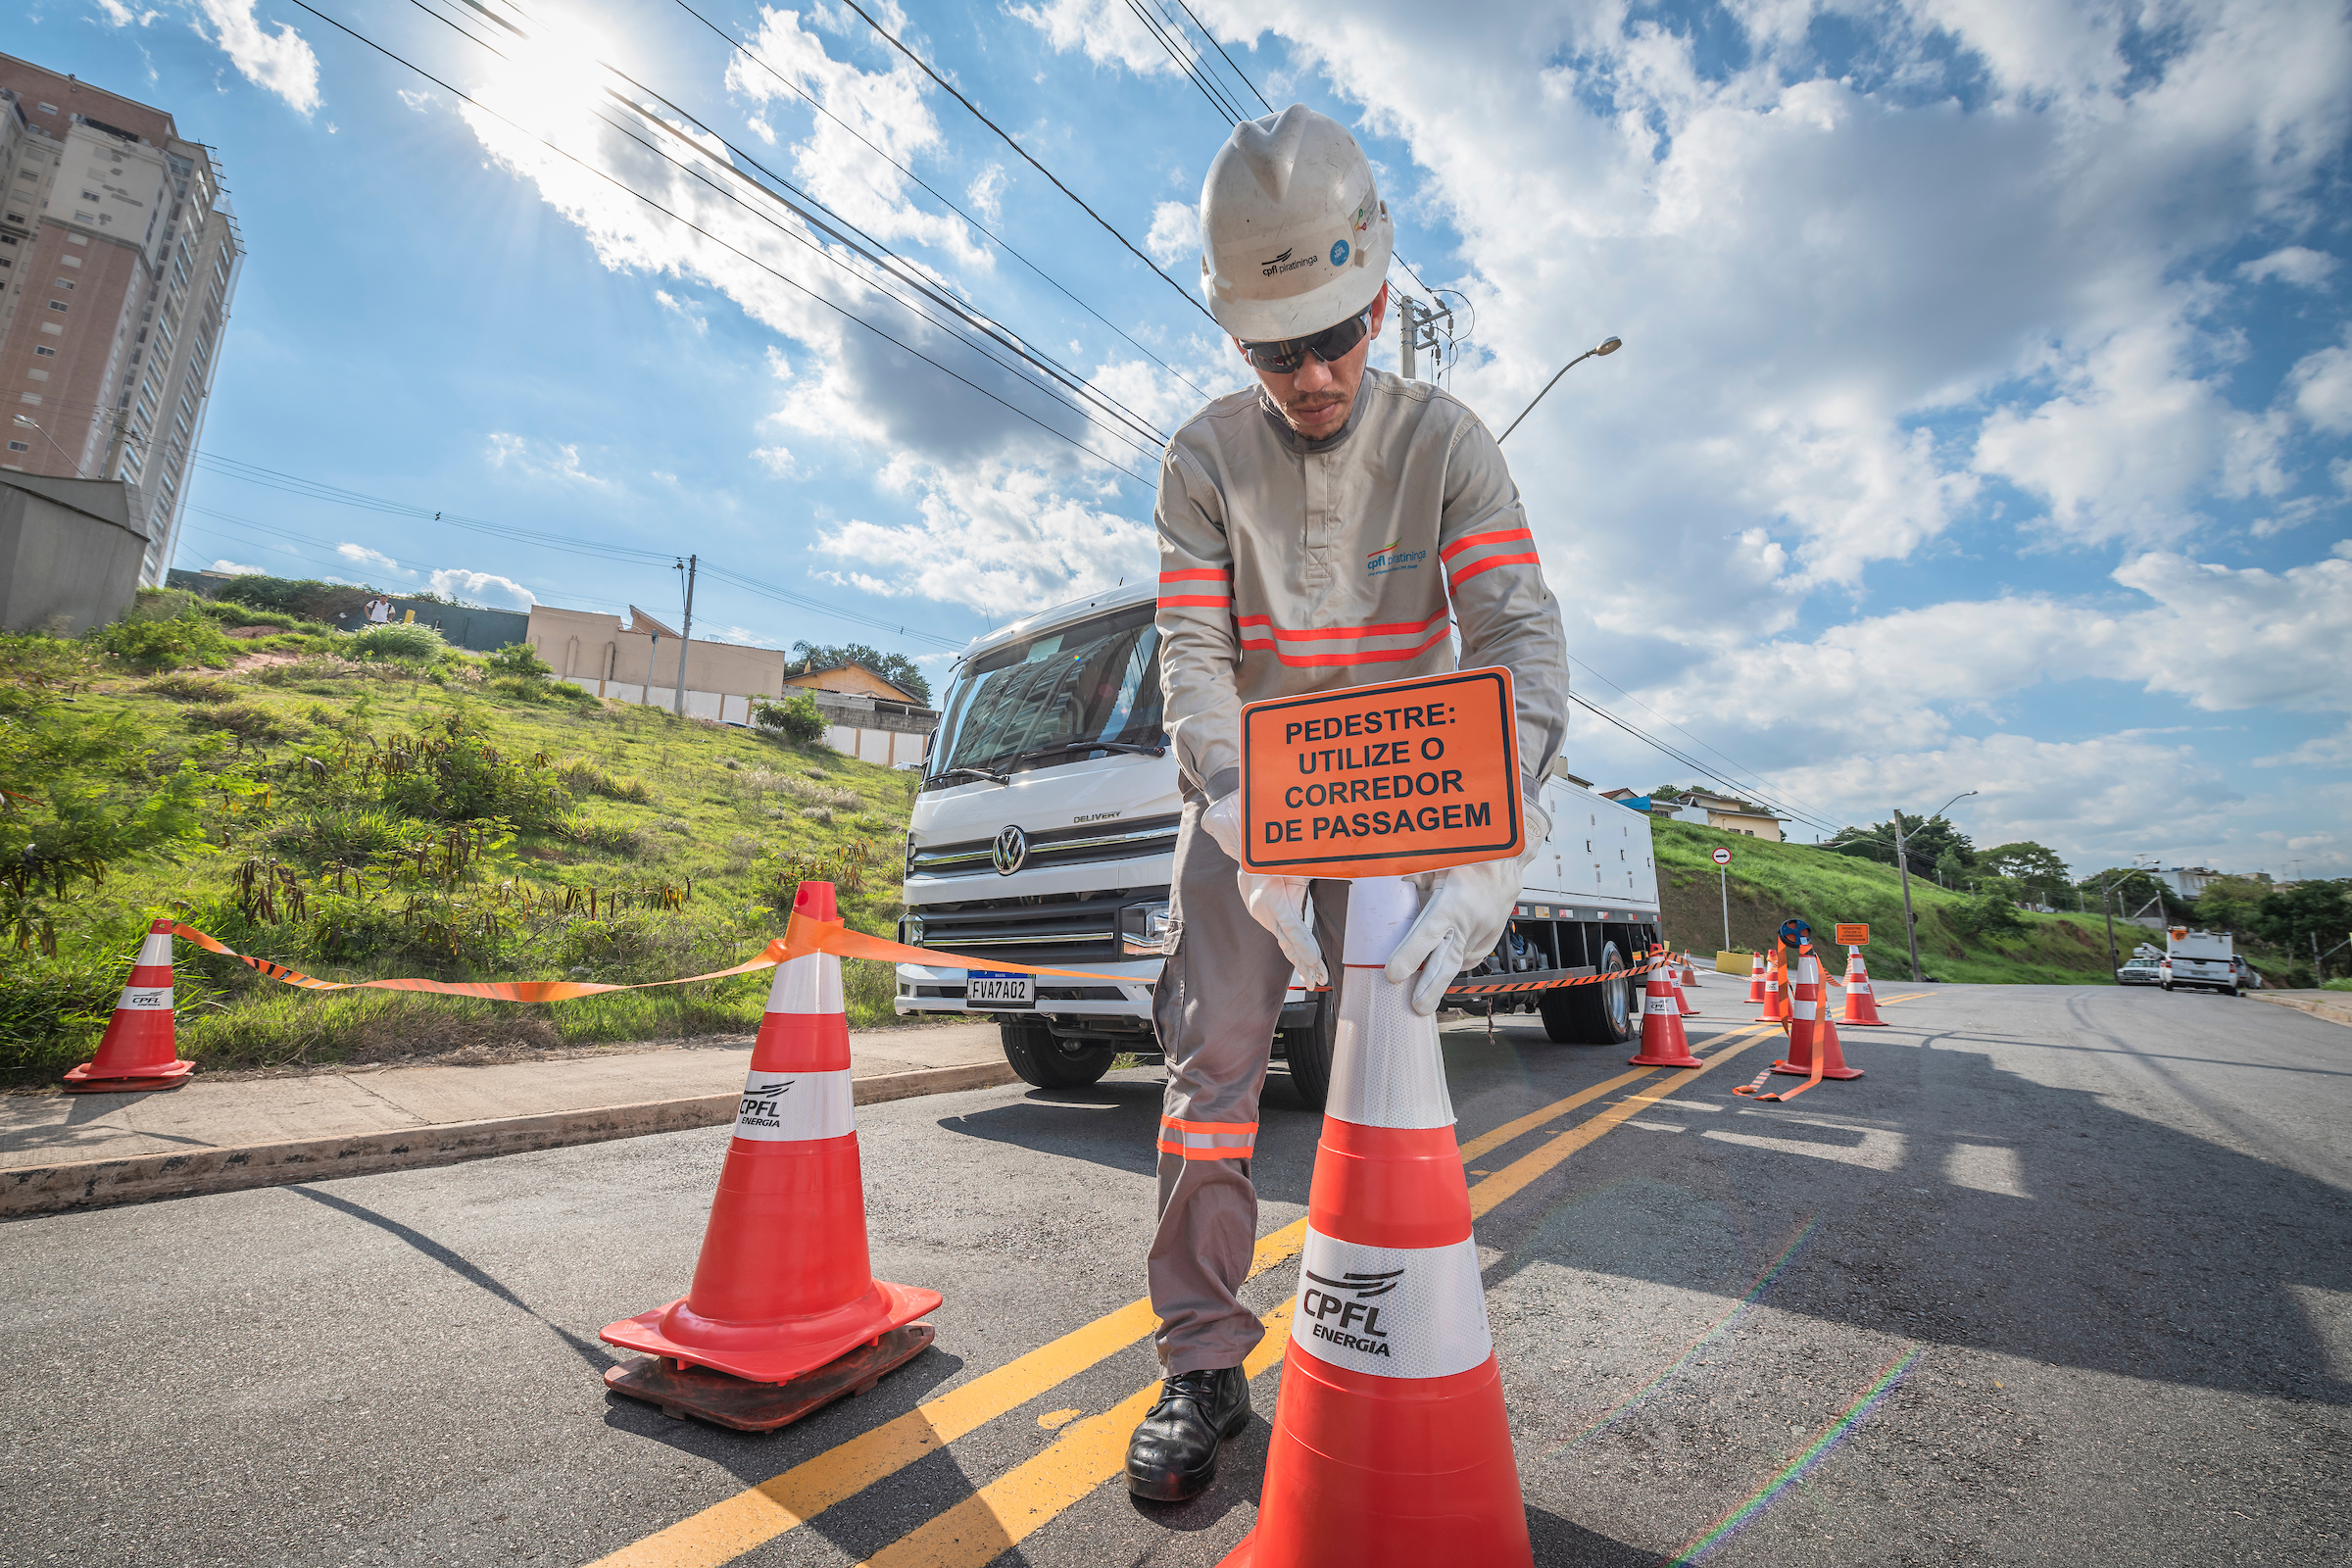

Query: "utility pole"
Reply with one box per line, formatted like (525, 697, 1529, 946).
(671, 554, 698, 715)
(1892, 809, 1924, 982)
(2098, 871, 2121, 977)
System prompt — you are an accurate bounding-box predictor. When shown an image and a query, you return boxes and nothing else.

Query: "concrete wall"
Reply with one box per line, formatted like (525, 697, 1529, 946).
(0, 471, 145, 635)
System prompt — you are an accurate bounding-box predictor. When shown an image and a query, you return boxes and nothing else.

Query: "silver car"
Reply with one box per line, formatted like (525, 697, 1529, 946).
(2116, 959, 2164, 987)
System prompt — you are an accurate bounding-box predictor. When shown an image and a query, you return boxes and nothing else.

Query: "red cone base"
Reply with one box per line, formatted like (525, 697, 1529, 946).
(1744, 953, 1767, 1004)
(65, 920, 192, 1094)
(1219, 1353, 1534, 1567)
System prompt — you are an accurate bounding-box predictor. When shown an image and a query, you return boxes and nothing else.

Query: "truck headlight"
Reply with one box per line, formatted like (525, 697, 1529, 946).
(900, 910, 925, 948)
(1120, 900, 1172, 956)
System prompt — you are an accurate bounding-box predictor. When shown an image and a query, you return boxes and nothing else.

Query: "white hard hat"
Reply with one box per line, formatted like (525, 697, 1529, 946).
(1199, 105, 1394, 341)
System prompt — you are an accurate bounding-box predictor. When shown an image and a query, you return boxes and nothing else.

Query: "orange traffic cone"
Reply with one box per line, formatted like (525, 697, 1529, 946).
(1630, 949, 1702, 1068)
(1744, 950, 1767, 1004)
(64, 919, 194, 1093)
(1222, 877, 1533, 1568)
(1774, 946, 1862, 1080)
(1753, 953, 1788, 1023)
(601, 882, 940, 1430)
(1665, 945, 1701, 1017)
(1680, 952, 1698, 988)
(1839, 947, 1886, 1026)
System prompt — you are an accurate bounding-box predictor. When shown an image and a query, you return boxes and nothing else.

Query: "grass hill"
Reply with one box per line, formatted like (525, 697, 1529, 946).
(1650, 820, 2133, 985)
(1, 602, 917, 1086)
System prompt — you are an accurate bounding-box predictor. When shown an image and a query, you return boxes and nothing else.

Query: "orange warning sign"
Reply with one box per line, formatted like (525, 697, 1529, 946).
(1836, 923, 1870, 946)
(1239, 666, 1523, 879)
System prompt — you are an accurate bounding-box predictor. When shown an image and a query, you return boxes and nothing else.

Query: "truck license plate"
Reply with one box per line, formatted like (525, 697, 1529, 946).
(966, 970, 1034, 1006)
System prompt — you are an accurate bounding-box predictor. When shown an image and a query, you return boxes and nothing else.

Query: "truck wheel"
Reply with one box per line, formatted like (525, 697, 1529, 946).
(1280, 995, 1338, 1112)
(2160, 980, 2172, 993)
(1542, 943, 1633, 1045)
(1000, 1023, 1115, 1089)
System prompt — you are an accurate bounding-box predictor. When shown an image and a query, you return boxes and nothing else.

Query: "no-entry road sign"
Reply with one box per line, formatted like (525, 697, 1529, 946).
(1711, 847, 1733, 865)
(1240, 666, 1522, 880)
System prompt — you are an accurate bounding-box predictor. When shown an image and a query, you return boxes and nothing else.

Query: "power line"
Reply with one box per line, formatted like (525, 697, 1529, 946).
(661, 0, 1214, 404)
(1164, 0, 1272, 114)
(281, 0, 1157, 490)
(1120, 0, 1244, 124)
(398, 0, 1173, 471)
(831, 0, 1219, 326)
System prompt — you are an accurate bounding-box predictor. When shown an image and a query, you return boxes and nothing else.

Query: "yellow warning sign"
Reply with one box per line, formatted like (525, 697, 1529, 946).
(1239, 667, 1523, 880)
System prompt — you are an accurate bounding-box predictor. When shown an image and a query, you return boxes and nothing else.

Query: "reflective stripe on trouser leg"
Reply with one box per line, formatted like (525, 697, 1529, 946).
(1148, 800, 1348, 1375)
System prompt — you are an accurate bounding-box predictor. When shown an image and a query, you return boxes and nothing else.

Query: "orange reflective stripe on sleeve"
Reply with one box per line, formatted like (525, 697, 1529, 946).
(1158, 568, 1233, 610)
(1155, 1114, 1258, 1160)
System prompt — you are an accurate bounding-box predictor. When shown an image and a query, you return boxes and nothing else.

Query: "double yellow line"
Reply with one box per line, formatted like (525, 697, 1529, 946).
(595, 1018, 1803, 1568)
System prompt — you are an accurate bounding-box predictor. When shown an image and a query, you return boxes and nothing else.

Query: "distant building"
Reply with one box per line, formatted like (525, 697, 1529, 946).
(523, 605, 937, 763)
(2152, 865, 2226, 899)
(0, 55, 244, 586)
(1599, 787, 1787, 842)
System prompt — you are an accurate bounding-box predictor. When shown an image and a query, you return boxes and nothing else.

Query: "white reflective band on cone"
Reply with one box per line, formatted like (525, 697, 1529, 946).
(731, 1068, 855, 1141)
(117, 987, 172, 1011)
(1292, 1226, 1491, 1381)
(1328, 972, 1456, 1128)
(764, 951, 843, 1016)
(1643, 993, 1676, 1015)
(135, 932, 174, 966)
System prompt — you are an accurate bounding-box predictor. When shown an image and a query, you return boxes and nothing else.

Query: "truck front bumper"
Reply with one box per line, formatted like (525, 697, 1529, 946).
(894, 958, 1163, 1029)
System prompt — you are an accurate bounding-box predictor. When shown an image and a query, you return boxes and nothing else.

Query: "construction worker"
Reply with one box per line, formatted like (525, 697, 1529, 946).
(1127, 104, 1572, 1502)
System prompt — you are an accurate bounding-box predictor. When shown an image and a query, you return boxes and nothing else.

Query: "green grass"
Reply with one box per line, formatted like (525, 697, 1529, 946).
(2, 650, 919, 1084)
(1651, 820, 2131, 985)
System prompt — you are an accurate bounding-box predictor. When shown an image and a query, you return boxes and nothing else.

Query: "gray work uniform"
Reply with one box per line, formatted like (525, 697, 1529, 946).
(1147, 368, 1572, 1373)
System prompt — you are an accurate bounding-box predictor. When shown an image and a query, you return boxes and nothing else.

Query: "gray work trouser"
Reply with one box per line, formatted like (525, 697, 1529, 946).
(1149, 801, 1348, 1374)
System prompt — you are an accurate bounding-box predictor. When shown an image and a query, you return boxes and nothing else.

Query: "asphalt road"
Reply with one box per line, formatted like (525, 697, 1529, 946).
(5, 983, 2347, 1567)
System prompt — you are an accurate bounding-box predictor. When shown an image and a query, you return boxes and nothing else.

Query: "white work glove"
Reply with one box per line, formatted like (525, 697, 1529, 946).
(1201, 794, 1328, 989)
(1385, 801, 1551, 1016)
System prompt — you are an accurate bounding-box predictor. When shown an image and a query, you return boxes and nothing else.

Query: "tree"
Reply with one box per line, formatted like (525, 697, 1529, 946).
(1826, 812, 1974, 875)
(2251, 880, 2352, 974)
(2190, 874, 2271, 935)
(788, 641, 931, 707)
(753, 693, 828, 745)
(1978, 841, 2072, 906)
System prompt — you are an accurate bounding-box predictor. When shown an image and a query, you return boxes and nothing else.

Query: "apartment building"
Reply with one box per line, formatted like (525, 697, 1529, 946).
(0, 56, 243, 585)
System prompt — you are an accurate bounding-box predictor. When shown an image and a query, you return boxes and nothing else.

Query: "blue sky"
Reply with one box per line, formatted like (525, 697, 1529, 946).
(19, 0, 2351, 878)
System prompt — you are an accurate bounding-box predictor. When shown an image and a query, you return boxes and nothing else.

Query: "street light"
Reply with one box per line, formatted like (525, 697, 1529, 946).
(1891, 789, 1977, 982)
(1496, 336, 1623, 444)
(10, 415, 90, 478)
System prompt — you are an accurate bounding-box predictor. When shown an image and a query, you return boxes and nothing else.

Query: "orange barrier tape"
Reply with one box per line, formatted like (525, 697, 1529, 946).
(169, 912, 1150, 1005)
(1447, 955, 1674, 997)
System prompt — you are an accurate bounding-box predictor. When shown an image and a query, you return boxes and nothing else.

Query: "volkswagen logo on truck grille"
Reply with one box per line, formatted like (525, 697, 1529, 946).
(991, 824, 1028, 875)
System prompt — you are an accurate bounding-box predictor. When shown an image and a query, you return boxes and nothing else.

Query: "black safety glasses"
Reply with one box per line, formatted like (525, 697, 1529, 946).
(1237, 309, 1375, 374)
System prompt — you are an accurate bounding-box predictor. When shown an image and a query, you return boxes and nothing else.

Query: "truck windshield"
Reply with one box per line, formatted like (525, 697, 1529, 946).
(926, 604, 1164, 786)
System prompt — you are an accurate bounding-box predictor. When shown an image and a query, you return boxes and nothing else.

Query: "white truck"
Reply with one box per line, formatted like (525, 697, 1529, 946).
(893, 581, 1663, 1108)
(2161, 928, 2239, 996)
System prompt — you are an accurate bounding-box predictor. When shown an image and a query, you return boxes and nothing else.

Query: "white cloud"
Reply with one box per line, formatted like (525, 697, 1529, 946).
(967, 163, 1005, 226)
(188, 0, 322, 115)
(335, 542, 414, 579)
(751, 444, 801, 477)
(746, 113, 776, 146)
(206, 558, 265, 575)
(1146, 199, 1196, 270)
(396, 87, 435, 113)
(428, 568, 538, 609)
(2288, 326, 2352, 434)
(654, 288, 709, 333)
(2256, 722, 2352, 768)
(483, 431, 609, 485)
(1008, 0, 1206, 77)
(811, 460, 1152, 614)
(2238, 246, 2338, 286)
(94, 1, 164, 26)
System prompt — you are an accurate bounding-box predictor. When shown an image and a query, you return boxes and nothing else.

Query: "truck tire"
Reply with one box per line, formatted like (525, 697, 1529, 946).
(1279, 995, 1339, 1111)
(1540, 943, 1633, 1045)
(1000, 1023, 1115, 1089)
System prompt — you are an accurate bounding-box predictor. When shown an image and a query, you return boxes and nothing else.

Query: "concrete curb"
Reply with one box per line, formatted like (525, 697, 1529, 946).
(2, 1058, 1017, 1220)
(2248, 991, 2352, 1028)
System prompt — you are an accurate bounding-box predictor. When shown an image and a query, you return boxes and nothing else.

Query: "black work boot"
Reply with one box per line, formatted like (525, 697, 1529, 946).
(1124, 1365, 1251, 1501)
